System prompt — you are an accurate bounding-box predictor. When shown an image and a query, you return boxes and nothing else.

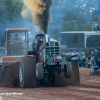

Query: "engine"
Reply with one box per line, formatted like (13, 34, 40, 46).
(39, 41, 66, 66)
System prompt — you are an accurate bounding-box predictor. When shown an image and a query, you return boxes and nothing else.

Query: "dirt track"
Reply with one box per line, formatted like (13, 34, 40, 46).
(0, 67, 100, 100)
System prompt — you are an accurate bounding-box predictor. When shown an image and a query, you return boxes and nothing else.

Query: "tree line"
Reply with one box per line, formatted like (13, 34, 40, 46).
(0, 0, 98, 46)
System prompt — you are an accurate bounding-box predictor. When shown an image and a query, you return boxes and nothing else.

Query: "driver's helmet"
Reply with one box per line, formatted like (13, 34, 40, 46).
(38, 37, 43, 42)
(40, 38, 43, 42)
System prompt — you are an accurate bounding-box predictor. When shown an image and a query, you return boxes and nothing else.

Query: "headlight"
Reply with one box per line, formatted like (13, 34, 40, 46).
(55, 42, 59, 46)
(45, 43, 49, 47)
(50, 42, 54, 46)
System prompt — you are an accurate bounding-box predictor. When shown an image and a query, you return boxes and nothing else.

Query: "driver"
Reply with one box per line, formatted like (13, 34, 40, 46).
(37, 36, 43, 43)
(36, 36, 43, 50)
(70, 49, 78, 57)
(13, 34, 21, 41)
(11, 34, 22, 55)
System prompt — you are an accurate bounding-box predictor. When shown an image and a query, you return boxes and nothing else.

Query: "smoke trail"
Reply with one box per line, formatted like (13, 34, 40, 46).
(23, 0, 53, 34)
(21, 8, 33, 21)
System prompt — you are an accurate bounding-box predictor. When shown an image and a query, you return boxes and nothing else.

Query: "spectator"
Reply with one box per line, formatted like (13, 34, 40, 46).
(89, 47, 94, 56)
(70, 49, 79, 61)
(70, 49, 78, 57)
(91, 48, 100, 66)
(88, 47, 94, 64)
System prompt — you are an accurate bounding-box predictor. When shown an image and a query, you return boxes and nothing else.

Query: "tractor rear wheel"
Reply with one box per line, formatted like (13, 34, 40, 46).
(19, 56, 37, 88)
(64, 62, 72, 78)
(36, 63, 44, 80)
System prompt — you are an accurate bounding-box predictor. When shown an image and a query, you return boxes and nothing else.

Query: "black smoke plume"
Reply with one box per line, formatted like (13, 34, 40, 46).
(22, 0, 53, 34)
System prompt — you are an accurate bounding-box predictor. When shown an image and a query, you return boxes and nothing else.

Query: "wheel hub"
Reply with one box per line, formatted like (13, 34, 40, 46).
(36, 67, 38, 78)
(19, 67, 23, 83)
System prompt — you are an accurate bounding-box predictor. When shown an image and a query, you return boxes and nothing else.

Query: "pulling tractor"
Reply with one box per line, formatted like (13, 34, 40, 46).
(0, 28, 80, 88)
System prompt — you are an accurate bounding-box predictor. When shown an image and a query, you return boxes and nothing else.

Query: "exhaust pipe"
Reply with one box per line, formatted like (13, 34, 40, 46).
(45, 34, 48, 42)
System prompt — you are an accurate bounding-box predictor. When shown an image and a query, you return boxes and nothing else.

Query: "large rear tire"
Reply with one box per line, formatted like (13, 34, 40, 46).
(36, 63, 44, 80)
(19, 56, 37, 88)
(64, 62, 72, 79)
(13, 62, 19, 87)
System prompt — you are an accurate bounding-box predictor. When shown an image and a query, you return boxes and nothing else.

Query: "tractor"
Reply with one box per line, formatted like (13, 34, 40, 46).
(0, 28, 29, 86)
(0, 28, 80, 88)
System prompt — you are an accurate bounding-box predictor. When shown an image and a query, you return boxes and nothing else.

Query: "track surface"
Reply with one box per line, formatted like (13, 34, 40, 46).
(0, 67, 100, 100)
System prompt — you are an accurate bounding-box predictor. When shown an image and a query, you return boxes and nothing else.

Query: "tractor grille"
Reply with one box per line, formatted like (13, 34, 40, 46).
(45, 42, 59, 55)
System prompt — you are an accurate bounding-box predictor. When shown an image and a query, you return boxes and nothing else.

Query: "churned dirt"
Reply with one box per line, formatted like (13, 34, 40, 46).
(0, 67, 100, 100)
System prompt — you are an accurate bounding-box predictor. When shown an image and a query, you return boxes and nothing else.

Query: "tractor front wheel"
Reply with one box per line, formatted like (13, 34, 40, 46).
(64, 62, 72, 79)
(36, 63, 44, 80)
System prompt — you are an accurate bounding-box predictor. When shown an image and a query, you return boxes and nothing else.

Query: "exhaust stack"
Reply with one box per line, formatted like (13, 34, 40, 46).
(45, 34, 48, 42)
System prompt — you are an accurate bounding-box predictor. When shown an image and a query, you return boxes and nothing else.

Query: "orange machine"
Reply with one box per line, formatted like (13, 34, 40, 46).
(0, 28, 32, 84)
